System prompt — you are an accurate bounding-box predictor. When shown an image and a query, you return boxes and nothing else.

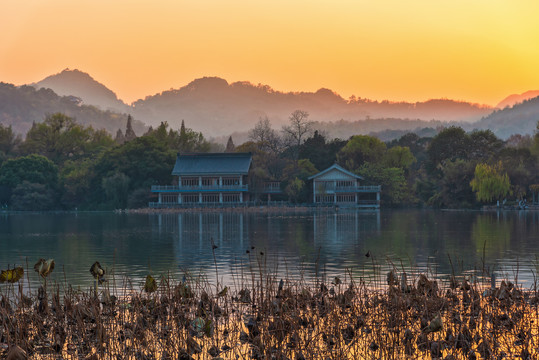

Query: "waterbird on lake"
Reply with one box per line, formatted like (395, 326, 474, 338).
(365, 250, 371, 258)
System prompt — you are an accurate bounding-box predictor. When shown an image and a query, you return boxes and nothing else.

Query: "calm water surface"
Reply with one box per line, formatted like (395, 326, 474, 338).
(0, 209, 538, 291)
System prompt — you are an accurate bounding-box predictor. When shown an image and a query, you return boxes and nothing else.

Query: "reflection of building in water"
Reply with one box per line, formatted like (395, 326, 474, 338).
(152, 212, 247, 250)
(313, 211, 381, 246)
(152, 211, 381, 252)
(150, 211, 382, 276)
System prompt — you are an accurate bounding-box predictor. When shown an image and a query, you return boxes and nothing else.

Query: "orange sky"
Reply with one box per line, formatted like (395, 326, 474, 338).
(1, 0, 538, 105)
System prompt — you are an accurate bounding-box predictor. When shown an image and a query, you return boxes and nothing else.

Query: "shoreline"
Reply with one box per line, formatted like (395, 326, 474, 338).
(125, 204, 342, 214)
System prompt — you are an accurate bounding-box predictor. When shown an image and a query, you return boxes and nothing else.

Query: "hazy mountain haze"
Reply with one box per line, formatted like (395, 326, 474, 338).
(1, 68, 537, 141)
(129, 76, 493, 137)
(24, 70, 495, 137)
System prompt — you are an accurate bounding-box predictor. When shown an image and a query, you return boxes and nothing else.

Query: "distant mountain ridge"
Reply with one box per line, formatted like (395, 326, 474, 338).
(496, 90, 539, 109)
(474, 95, 539, 139)
(3, 68, 538, 140)
(32, 69, 130, 114)
(130, 76, 493, 137)
(0, 82, 145, 136)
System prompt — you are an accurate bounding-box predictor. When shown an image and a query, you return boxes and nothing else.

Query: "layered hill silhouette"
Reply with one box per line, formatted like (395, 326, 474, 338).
(29, 69, 493, 137)
(496, 90, 539, 109)
(131, 77, 493, 137)
(0, 82, 146, 136)
(2, 68, 538, 140)
(32, 69, 130, 114)
(474, 95, 539, 139)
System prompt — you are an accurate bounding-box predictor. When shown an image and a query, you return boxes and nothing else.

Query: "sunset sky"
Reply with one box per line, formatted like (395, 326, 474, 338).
(1, 0, 538, 105)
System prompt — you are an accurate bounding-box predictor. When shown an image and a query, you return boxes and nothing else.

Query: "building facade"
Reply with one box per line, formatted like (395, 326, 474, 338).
(308, 164, 381, 208)
(150, 153, 252, 207)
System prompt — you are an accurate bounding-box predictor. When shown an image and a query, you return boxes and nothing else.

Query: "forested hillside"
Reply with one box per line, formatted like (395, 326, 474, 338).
(474, 96, 539, 139)
(32, 69, 130, 113)
(0, 82, 145, 135)
(132, 77, 492, 136)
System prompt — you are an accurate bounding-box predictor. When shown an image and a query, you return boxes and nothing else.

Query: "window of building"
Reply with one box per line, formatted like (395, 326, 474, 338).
(315, 195, 334, 203)
(182, 194, 199, 203)
(202, 193, 219, 203)
(181, 178, 199, 187)
(336, 194, 355, 203)
(162, 195, 178, 204)
(202, 177, 219, 186)
(316, 181, 334, 192)
(222, 177, 240, 186)
(336, 180, 354, 188)
(223, 193, 240, 202)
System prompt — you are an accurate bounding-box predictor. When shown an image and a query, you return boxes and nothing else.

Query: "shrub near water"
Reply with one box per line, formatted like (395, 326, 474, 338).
(0, 263, 538, 359)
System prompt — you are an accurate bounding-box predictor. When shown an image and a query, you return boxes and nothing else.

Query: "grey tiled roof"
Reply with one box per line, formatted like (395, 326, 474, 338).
(308, 163, 364, 180)
(172, 153, 252, 176)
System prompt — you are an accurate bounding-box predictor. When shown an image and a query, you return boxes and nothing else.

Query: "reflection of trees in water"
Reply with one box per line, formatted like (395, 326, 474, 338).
(166, 211, 383, 282)
(471, 213, 511, 257)
(2, 210, 539, 289)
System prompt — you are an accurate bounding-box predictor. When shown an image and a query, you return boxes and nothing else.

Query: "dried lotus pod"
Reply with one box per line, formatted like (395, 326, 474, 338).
(34, 258, 55, 278)
(0, 266, 24, 283)
(90, 261, 105, 280)
(144, 274, 157, 293)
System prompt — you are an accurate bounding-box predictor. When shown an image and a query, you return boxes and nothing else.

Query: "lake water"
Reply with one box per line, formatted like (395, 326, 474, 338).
(1, 209, 538, 292)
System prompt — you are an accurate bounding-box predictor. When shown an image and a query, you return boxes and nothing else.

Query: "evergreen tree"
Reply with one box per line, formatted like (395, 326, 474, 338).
(180, 120, 186, 138)
(225, 136, 235, 152)
(115, 129, 125, 144)
(125, 115, 137, 141)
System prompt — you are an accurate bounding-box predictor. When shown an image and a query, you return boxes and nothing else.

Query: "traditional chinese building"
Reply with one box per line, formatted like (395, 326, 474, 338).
(150, 153, 252, 207)
(308, 164, 381, 208)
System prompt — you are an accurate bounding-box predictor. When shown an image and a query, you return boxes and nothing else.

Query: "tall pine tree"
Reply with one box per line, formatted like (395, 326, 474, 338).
(225, 136, 235, 152)
(125, 115, 137, 141)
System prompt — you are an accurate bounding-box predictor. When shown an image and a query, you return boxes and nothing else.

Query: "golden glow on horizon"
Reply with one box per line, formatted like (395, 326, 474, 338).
(1, 0, 538, 105)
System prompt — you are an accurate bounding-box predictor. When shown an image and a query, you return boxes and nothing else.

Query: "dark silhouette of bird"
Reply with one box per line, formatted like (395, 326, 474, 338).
(365, 251, 371, 258)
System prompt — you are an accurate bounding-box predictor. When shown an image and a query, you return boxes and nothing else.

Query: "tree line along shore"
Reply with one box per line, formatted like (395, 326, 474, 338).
(0, 111, 538, 211)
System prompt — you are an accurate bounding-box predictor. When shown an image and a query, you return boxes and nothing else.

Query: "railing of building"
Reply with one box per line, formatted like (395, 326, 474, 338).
(314, 185, 381, 193)
(149, 200, 380, 209)
(262, 182, 282, 193)
(149, 201, 292, 208)
(313, 200, 380, 208)
(151, 185, 248, 192)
